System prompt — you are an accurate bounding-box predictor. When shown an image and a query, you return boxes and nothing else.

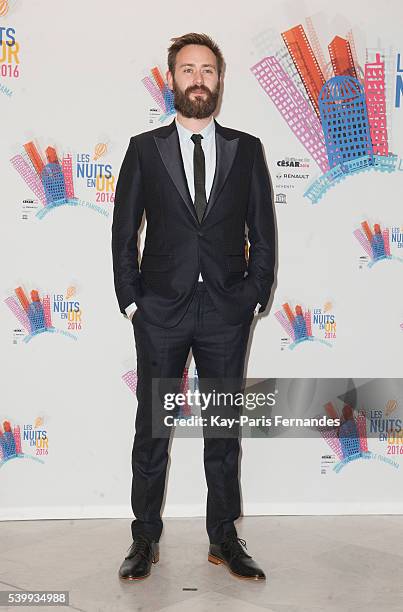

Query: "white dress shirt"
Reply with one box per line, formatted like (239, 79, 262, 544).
(176, 115, 216, 206)
(125, 116, 260, 319)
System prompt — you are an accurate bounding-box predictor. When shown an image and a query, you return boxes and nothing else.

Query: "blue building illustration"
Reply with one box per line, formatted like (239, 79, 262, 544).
(319, 76, 374, 168)
(41, 162, 67, 205)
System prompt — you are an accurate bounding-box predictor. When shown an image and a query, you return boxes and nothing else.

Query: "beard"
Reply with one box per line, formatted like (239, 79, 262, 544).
(172, 78, 220, 119)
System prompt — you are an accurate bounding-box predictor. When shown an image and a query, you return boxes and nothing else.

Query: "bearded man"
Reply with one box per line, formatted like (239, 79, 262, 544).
(112, 32, 276, 582)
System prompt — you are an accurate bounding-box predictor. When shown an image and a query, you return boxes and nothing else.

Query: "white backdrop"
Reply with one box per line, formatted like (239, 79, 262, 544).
(1, 0, 403, 520)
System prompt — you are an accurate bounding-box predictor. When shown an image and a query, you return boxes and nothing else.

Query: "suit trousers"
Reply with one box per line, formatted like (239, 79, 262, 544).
(130, 281, 253, 544)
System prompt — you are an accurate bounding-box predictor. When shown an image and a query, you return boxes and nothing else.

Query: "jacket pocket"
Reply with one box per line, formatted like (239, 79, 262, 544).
(226, 254, 247, 273)
(140, 254, 173, 271)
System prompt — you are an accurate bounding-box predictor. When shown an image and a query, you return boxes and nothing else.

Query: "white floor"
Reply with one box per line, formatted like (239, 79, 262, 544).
(0, 516, 402, 612)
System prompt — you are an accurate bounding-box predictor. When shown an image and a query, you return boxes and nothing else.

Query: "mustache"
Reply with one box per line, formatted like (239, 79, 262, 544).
(185, 85, 211, 95)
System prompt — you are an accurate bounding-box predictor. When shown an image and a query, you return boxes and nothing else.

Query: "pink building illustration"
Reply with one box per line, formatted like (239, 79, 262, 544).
(274, 310, 295, 341)
(364, 53, 389, 156)
(142, 75, 166, 111)
(10, 154, 46, 205)
(42, 294, 53, 328)
(4, 296, 31, 333)
(251, 56, 329, 173)
(62, 154, 75, 199)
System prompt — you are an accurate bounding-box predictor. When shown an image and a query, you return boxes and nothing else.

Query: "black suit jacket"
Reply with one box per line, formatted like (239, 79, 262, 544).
(111, 118, 275, 327)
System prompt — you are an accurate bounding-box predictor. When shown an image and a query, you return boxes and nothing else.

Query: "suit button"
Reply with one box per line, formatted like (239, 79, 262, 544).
(197, 231, 203, 237)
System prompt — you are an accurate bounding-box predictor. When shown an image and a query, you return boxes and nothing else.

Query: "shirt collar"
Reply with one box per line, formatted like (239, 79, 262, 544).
(175, 116, 215, 142)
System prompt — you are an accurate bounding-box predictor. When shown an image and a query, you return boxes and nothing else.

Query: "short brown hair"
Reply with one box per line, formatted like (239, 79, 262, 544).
(168, 33, 224, 77)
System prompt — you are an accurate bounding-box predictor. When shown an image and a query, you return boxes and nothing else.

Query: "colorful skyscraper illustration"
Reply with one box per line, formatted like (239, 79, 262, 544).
(251, 18, 399, 204)
(251, 56, 329, 173)
(0, 420, 46, 467)
(354, 220, 392, 264)
(364, 53, 388, 156)
(346, 30, 362, 83)
(5, 286, 54, 338)
(328, 36, 357, 78)
(0, 421, 17, 460)
(11, 141, 77, 217)
(366, 44, 395, 151)
(275, 302, 313, 344)
(142, 66, 175, 120)
(319, 403, 369, 471)
(337, 404, 361, 458)
(250, 27, 313, 105)
(319, 76, 374, 168)
(62, 154, 75, 199)
(281, 24, 325, 117)
(10, 153, 46, 205)
(305, 17, 329, 78)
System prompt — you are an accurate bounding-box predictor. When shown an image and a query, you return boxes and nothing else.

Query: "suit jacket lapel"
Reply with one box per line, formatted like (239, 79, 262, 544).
(154, 120, 198, 224)
(153, 118, 239, 225)
(204, 120, 239, 222)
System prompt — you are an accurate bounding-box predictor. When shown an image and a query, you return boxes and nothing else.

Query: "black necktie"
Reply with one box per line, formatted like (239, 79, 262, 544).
(190, 133, 207, 223)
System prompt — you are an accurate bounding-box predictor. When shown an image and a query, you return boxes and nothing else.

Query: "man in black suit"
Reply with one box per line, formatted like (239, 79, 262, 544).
(112, 32, 275, 581)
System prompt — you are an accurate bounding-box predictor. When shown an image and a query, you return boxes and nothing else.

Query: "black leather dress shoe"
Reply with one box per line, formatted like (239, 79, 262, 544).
(118, 535, 159, 580)
(208, 535, 266, 580)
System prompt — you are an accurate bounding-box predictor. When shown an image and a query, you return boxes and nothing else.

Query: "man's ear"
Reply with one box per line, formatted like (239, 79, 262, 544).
(166, 69, 173, 90)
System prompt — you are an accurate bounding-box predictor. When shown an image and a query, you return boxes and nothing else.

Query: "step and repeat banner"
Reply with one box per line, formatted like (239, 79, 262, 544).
(1, 0, 403, 519)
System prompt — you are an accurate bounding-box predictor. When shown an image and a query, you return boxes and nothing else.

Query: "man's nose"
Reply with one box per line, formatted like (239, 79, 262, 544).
(193, 72, 204, 86)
